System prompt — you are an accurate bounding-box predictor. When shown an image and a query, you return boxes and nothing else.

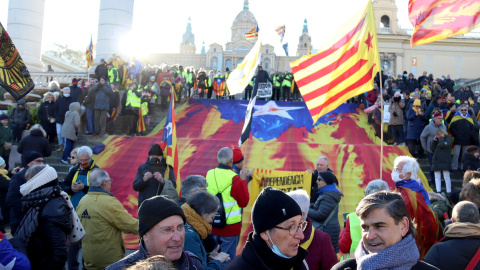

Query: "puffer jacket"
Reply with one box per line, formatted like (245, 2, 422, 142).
(8, 100, 31, 125)
(431, 135, 452, 171)
(61, 102, 81, 141)
(76, 187, 138, 270)
(406, 109, 427, 140)
(388, 99, 405, 125)
(91, 83, 113, 111)
(308, 188, 342, 253)
(420, 121, 447, 154)
(132, 157, 175, 207)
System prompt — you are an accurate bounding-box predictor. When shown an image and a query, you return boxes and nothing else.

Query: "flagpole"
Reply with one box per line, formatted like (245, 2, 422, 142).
(379, 71, 384, 179)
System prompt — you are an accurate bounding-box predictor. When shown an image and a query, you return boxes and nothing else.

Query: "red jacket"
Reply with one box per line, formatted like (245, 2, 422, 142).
(339, 216, 352, 254)
(300, 217, 338, 270)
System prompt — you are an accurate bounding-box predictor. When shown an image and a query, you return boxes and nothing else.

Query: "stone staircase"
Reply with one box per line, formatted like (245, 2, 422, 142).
(417, 156, 463, 192)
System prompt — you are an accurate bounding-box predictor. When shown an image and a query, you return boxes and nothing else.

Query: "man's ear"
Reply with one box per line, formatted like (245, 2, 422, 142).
(400, 216, 409, 237)
(260, 231, 269, 242)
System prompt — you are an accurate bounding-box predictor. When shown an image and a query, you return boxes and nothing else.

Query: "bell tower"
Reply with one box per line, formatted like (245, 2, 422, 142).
(180, 17, 196, 54)
(373, 0, 403, 34)
(296, 19, 312, 57)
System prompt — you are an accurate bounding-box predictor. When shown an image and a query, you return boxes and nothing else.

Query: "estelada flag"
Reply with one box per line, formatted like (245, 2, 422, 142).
(0, 22, 35, 101)
(275, 25, 285, 43)
(245, 25, 259, 40)
(213, 76, 225, 97)
(86, 35, 94, 70)
(409, 0, 480, 47)
(290, 0, 380, 124)
(161, 91, 180, 190)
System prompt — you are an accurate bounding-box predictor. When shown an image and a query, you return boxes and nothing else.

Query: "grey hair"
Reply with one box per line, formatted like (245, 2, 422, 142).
(287, 189, 310, 221)
(452, 201, 479, 223)
(186, 191, 219, 217)
(411, 92, 420, 98)
(394, 156, 419, 180)
(30, 124, 47, 137)
(180, 175, 207, 199)
(43, 92, 54, 102)
(77, 146, 93, 158)
(217, 147, 233, 165)
(365, 179, 390, 196)
(48, 81, 60, 91)
(316, 156, 329, 165)
(62, 87, 71, 93)
(459, 104, 468, 109)
(89, 169, 110, 187)
(25, 165, 47, 181)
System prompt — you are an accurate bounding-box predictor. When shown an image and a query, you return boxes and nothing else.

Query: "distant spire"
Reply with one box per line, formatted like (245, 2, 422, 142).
(201, 41, 205, 54)
(181, 17, 195, 45)
(303, 19, 308, 33)
(243, 0, 249, 9)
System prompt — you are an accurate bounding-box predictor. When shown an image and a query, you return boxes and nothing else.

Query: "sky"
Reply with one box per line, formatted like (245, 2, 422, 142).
(0, 0, 451, 58)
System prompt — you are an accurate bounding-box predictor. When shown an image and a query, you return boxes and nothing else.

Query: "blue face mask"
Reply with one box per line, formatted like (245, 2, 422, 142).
(267, 231, 293, 259)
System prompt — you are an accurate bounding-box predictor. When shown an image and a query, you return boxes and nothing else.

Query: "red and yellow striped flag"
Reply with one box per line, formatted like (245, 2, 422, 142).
(409, 0, 480, 47)
(245, 25, 259, 40)
(290, 0, 380, 123)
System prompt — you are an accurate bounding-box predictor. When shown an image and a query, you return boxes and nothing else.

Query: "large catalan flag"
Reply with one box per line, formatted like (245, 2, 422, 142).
(290, 0, 380, 124)
(409, 0, 480, 47)
(245, 25, 259, 40)
(161, 91, 181, 190)
(276, 25, 285, 43)
(86, 35, 94, 70)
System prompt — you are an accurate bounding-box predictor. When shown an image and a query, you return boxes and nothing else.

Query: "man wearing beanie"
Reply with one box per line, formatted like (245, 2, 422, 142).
(133, 143, 176, 206)
(227, 187, 309, 270)
(231, 148, 252, 180)
(107, 195, 203, 270)
(206, 147, 249, 267)
(6, 151, 45, 234)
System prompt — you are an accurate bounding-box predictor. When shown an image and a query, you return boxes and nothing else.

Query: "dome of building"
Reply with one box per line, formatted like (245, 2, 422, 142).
(230, 0, 257, 43)
(232, 9, 257, 26)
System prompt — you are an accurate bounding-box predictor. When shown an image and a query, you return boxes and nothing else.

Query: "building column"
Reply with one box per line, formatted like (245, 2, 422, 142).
(7, 0, 46, 72)
(95, 0, 134, 63)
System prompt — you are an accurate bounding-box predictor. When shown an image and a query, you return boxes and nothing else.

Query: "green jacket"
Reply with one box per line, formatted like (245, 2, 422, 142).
(76, 187, 138, 270)
(0, 125, 13, 156)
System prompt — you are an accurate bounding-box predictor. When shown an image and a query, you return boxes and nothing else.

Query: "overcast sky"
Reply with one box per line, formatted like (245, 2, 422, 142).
(0, 0, 464, 58)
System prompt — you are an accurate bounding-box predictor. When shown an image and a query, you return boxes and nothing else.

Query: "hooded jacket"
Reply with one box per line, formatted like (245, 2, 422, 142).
(91, 83, 114, 111)
(133, 157, 175, 207)
(18, 128, 52, 157)
(61, 102, 81, 141)
(420, 120, 447, 154)
(8, 100, 31, 126)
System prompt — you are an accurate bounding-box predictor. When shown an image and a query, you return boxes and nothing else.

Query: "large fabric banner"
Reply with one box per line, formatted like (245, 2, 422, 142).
(238, 169, 312, 253)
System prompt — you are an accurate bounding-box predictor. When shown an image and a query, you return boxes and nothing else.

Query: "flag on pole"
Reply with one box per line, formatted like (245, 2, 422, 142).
(282, 43, 289, 56)
(0, 22, 34, 101)
(239, 96, 257, 146)
(86, 35, 94, 70)
(275, 25, 285, 43)
(161, 91, 180, 189)
(290, 0, 380, 124)
(226, 37, 262, 95)
(307, 44, 312, 55)
(245, 25, 259, 40)
(409, 0, 480, 47)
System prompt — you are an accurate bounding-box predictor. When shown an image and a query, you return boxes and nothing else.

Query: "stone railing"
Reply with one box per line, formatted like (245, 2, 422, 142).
(379, 27, 391, 34)
(30, 72, 89, 88)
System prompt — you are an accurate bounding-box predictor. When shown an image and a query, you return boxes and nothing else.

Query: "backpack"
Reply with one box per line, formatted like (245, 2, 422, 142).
(211, 171, 234, 228)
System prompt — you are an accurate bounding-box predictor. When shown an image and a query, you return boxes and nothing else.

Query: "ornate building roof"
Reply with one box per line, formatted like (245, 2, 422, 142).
(181, 17, 195, 45)
(230, 0, 257, 44)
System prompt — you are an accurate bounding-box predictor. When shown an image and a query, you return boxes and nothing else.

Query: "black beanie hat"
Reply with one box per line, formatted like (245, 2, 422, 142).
(318, 171, 338, 185)
(138, 195, 186, 236)
(21, 151, 43, 167)
(148, 144, 163, 156)
(251, 186, 302, 234)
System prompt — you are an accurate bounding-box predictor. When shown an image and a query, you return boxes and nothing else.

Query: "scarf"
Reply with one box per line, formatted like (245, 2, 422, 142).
(455, 110, 471, 119)
(355, 234, 419, 270)
(0, 169, 9, 180)
(412, 105, 421, 113)
(444, 222, 480, 238)
(395, 179, 431, 206)
(181, 204, 211, 239)
(317, 184, 341, 194)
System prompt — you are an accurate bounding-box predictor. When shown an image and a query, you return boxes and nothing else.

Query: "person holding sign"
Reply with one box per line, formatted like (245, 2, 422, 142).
(227, 186, 308, 270)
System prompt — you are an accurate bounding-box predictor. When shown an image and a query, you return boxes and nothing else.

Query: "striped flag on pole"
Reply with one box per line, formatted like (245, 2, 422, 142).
(290, 0, 380, 124)
(275, 25, 285, 43)
(245, 25, 259, 40)
(86, 35, 94, 70)
(161, 91, 181, 190)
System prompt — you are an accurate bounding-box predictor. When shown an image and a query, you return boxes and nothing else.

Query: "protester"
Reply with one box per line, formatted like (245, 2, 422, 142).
(449, 104, 477, 171)
(8, 99, 31, 143)
(0, 230, 31, 269)
(106, 196, 203, 270)
(79, 78, 97, 135)
(420, 111, 446, 183)
(288, 189, 338, 270)
(332, 191, 438, 270)
(339, 179, 390, 259)
(133, 144, 176, 206)
(308, 171, 342, 253)
(307, 156, 335, 203)
(91, 76, 114, 136)
(60, 102, 81, 164)
(462, 145, 480, 171)
(17, 124, 52, 158)
(0, 114, 13, 167)
(424, 201, 480, 269)
(77, 169, 138, 270)
(68, 147, 79, 171)
(182, 191, 229, 269)
(389, 92, 406, 146)
(206, 147, 249, 267)
(430, 129, 452, 194)
(69, 78, 83, 102)
(95, 59, 108, 81)
(0, 157, 13, 228)
(460, 179, 480, 209)
(122, 82, 142, 135)
(406, 99, 426, 158)
(179, 175, 208, 206)
(37, 92, 57, 143)
(54, 87, 74, 152)
(125, 255, 176, 270)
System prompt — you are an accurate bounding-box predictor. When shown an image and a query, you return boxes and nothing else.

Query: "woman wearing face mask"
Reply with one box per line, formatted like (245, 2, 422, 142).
(132, 144, 175, 207)
(54, 87, 74, 152)
(38, 92, 57, 144)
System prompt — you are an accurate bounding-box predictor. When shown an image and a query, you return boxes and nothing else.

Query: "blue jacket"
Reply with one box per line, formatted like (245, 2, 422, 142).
(0, 232, 31, 270)
(406, 109, 426, 140)
(184, 223, 221, 270)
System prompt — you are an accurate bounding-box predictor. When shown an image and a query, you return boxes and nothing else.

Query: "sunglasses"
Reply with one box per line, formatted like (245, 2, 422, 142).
(68, 156, 77, 159)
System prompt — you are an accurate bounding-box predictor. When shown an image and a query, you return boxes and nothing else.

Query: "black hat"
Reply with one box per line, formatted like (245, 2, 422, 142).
(138, 195, 186, 236)
(21, 151, 43, 167)
(251, 186, 302, 234)
(148, 144, 163, 156)
(317, 171, 338, 185)
(0, 114, 8, 121)
(225, 67, 230, 72)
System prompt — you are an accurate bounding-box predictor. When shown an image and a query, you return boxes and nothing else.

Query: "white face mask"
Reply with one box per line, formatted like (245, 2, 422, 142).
(391, 170, 403, 182)
(63, 93, 70, 97)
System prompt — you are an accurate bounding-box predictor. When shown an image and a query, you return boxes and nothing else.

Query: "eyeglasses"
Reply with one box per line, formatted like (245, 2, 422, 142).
(393, 167, 404, 173)
(156, 224, 185, 236)
(68, 156, 77, 159)
(460, 109, 467, 112)
(78, 158, 91, 163)
(274, 220, 308, 236)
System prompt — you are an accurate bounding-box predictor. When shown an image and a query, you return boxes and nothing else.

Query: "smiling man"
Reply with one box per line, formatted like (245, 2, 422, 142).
(332, 191, 438, 270)
(107, 195, 203, 270)
(227, 186, 309, 270)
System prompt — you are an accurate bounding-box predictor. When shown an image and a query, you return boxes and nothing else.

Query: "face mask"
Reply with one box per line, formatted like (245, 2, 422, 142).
(391, 171, 403, 182)
(404, 74, 407, 77)
(266, 231, 293, 259)
(80, 161, 89, 167)
(63, 94, 70, 97)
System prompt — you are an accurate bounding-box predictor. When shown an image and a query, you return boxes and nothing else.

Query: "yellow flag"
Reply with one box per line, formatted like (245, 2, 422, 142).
(227, 37, 262, 96)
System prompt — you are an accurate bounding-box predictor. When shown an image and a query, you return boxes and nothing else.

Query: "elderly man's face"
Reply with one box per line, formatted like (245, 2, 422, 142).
(393, 161, 411, 180)
(143, 215, 185, 261)
(78, 154, 91, 168)
(361, 207, 408, 253)
(261, 215, 304, 257)
(316, 158, 328, 172)
(433, 116, 443, 126)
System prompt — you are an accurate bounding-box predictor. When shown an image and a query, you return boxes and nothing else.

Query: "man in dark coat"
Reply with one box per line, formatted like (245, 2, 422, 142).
(307, 156, 335, 204)
(5, 151, 45, 234)
(253, 65, 272, 97)
(425, 201, 480, 270)
(17, 127, 52, 157)
(37, 92, 56, 143)
(94, 59, 108, 80)
(91, 76, 113, 136)
(462, 145, 480, 171)
(332, 192, 438, 270)
(133, 144, 175, 207)
(227, 187, 309, 270)
(8, 99, 31, 143)
(54, 88, 74, 151)
(78, 78, 97, 135)
(449, 104, 477, 171)
(69, 78, 83, 102)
